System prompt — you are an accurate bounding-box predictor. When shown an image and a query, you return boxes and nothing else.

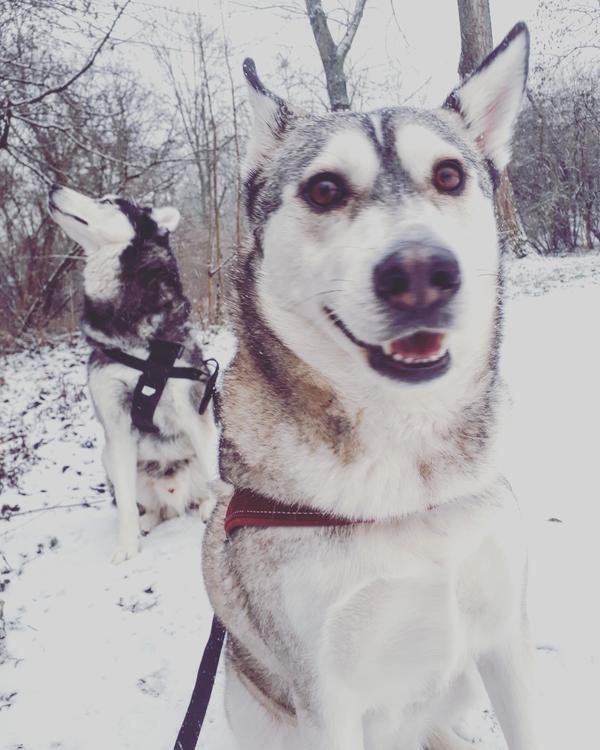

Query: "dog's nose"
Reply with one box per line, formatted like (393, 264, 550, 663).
(373, 245, 461, 312)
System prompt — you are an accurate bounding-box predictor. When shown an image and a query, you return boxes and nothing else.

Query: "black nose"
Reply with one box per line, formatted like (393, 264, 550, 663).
(373, 245, 461, 312)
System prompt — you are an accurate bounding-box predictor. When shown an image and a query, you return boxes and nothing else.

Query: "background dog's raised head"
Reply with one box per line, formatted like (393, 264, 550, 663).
(48, 185, 189, 342)
(48, 184, 180, 255)
(241, 24, 529, 390)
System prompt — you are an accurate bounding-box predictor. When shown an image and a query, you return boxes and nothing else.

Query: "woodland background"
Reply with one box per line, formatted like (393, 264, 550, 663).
(0, 0, 598, 346)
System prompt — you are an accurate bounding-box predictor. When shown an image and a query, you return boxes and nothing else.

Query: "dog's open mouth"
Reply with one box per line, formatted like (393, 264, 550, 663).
(48, 199, 89, 226)
(324, 307, 450, 382)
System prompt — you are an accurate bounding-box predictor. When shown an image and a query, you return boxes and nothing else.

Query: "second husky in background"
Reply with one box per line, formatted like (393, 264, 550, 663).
(49, 186, 219, 563)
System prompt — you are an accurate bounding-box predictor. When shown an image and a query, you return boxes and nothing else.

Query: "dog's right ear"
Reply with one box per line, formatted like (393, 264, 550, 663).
(443, 23, 529, 171)
(243, 58, 294, 170)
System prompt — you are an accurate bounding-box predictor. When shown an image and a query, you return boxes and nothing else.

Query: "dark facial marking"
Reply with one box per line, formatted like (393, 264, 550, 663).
(82, 199, 191, 346)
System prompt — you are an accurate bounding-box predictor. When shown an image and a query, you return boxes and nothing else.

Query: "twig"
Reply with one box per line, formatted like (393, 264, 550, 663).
(20, 244, 84, 333)
(208, 251, 236, 277)
(2, 499, 107, 519)
(13, 1, 131, 108)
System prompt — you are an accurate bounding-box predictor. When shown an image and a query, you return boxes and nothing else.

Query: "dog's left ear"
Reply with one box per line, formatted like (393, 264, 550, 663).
(152, 207, 181, 233)
(444, 22, 529, 170)
(243, 58, 294, 170)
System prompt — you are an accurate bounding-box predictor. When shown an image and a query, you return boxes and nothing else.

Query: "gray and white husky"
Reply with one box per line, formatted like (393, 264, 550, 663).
(48, 186, 219, 563)
(203, 23, 537, 750)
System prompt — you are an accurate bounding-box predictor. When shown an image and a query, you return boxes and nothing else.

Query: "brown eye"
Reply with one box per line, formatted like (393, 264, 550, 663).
(433, 161, 464, 193)
(304, 173, 347, 210)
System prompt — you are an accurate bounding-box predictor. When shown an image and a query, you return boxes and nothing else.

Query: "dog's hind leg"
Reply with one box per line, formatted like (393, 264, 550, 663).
(103, 431, 140, 564)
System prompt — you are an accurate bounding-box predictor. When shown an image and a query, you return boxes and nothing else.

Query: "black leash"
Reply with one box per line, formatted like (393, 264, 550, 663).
(103, 340, 219, 433)
(174, 616, 226, 750)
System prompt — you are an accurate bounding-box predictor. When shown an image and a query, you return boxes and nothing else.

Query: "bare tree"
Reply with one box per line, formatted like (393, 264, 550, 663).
(304, 0, 367, 111)
(457, 0, 493, 80)
(511, 70, 600, 254)
(456, 0, 527, 256)
(154, 14, 244, 325)
(0, 2, 185, 339)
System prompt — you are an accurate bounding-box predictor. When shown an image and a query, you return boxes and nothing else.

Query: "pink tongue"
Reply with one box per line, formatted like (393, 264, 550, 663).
(389, 332, 444, 358)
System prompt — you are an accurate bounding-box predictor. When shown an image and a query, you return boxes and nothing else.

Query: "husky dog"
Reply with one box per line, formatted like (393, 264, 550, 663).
(203, 23, 536, 750)
(48, 186, 219, 563)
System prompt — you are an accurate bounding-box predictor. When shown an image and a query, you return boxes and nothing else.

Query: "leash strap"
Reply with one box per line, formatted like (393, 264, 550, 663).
(103, 341, 217, 432)
(197, 358, 219, 415)
(173, 616, 226, 750)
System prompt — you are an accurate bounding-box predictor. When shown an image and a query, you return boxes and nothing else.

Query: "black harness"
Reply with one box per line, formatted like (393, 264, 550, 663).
(103, 339, 219, 433)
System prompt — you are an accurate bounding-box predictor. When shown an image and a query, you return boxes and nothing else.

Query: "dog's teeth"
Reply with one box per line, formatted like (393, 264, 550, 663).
(390, 349, 447, 365)
(383, 341, 394, 355)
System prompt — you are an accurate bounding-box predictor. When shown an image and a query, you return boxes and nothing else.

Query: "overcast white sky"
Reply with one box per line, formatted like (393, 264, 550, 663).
(60, 0, 592, 120)
(101, 0, 597, 110)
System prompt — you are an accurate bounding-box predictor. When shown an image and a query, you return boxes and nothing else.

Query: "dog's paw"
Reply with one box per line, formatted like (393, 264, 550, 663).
(198, 497, 215, 523)
(111, 538, 140, 564)
(139, 511, 160, 535)
(208, 477, 234, 504)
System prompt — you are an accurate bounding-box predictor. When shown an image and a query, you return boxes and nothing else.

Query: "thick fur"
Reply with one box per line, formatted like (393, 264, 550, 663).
(203, 24, 536, 750)
(48, 186, 219, 563)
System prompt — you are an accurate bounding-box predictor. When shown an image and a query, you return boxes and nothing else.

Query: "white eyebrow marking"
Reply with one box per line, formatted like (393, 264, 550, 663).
(302, 128, 380, 192)
(396, 124, 463, 185)
(370, 113, 384, 149)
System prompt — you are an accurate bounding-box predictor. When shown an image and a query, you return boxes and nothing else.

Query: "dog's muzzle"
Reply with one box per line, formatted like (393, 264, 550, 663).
(325, 242, 460, 383)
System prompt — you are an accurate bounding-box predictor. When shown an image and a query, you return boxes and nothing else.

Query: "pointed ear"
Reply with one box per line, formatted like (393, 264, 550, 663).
(444, 23, 529, 170)
(243, 58, 294, 171)
(152, 206, 181, 233)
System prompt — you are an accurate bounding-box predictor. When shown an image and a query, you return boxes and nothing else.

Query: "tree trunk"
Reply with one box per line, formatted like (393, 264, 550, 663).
(305, 0, 367, 111)
(456, 0, 528, 256)
(457, 0, 493, 80)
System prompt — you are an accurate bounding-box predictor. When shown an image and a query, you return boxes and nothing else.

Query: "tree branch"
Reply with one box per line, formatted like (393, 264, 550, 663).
(337, 0, 368, 61)
(305, 0, 338, 64)
(13, 1, 131, 108)
(20, 244, 83, 333)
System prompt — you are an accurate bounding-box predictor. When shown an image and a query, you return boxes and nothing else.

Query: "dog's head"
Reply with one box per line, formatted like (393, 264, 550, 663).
(48, 185, 181, 254)
(241, 24, 529, 391)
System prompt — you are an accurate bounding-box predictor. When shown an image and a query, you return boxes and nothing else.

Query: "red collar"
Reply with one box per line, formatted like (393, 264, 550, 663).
(224, 487, 366, 535)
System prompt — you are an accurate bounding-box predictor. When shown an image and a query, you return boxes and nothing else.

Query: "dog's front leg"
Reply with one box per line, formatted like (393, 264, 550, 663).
(103, 431, 140, 564)
(313, 677, 365, 750)
(477, 620, 537, 750)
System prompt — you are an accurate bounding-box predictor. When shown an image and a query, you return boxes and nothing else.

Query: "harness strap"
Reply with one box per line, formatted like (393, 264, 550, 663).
(103, 346, 209, 381)
(103, 341, 219, 433)
(173, 616, 226, 750)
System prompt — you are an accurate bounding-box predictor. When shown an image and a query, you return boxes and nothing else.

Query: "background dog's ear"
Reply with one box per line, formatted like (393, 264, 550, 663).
(152, 206, 181, 233)
(444, 23, 529, 170)
(243, 58, 294, 169)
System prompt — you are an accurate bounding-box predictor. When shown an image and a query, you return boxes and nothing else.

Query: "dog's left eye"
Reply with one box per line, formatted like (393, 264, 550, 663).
(303, 173, 348, 211)
(100, 198, 113, 205)
(432, 161, 464, 193)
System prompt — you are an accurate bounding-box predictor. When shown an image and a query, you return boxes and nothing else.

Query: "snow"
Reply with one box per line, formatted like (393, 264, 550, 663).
(1, 254, 599, 749)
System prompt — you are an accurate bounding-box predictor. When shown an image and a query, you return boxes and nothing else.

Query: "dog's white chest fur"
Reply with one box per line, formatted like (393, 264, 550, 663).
(262, 493, 524, 747)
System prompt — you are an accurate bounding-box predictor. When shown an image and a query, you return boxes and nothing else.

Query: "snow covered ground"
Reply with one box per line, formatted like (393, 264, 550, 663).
(1, 253, 599, 750)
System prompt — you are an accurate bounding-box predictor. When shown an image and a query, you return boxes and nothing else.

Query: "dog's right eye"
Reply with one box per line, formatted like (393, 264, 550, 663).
(99, 198, 113, 205)
(303, 173, 348, 211)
